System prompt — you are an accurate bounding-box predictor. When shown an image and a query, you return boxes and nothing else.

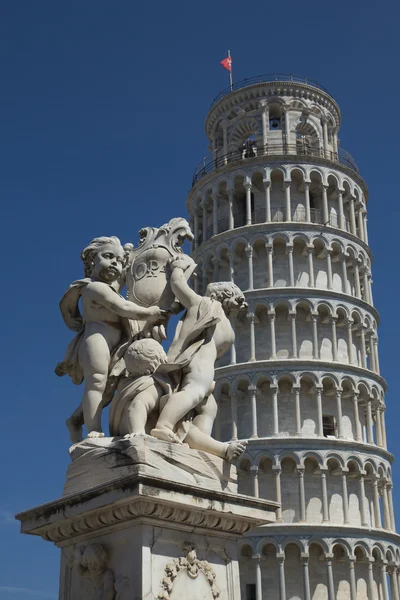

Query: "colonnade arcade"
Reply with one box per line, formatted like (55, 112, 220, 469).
(214, 373, 386, 449)
(194, 233, 373, 306)
(239, 538, 400, 600)
(189, 166, 368, 246)
(237, 447, 394, 531)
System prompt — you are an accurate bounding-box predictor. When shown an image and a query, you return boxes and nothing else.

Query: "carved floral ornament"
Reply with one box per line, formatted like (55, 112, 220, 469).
(158, 548, 221, 599)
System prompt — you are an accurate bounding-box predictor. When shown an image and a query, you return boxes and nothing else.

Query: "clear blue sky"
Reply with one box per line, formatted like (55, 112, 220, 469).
(1, 1, 399, 598)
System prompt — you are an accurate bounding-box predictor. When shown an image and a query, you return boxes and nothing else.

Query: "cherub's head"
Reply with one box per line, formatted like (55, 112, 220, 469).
(81, 236, 125, 283)
(81, 543, 108, 574)
(205, 282, 248, 317)
(124, 338, 167, 377)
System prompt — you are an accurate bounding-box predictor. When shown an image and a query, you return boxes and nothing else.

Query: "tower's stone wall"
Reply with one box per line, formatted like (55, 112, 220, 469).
(187, 77, 400, 600)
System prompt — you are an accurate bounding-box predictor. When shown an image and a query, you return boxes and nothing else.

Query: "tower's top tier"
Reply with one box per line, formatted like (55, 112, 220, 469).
(205, 73, 341, 141)
(191, 74, 358, 188)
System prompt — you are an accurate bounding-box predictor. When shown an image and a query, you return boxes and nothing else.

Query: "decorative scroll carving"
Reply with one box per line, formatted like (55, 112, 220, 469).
(158, 548, 220, 599)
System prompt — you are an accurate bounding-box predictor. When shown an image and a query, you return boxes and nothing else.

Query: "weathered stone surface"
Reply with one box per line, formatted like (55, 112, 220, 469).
(64, 436, 238, 497)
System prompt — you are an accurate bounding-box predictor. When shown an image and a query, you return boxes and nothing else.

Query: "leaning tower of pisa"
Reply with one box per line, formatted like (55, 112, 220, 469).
(186, 74, 400, 600)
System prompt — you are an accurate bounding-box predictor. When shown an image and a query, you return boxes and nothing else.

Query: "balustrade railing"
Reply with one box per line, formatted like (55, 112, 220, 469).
(210, 73, 333, 106)
(192, 144, 358, 187)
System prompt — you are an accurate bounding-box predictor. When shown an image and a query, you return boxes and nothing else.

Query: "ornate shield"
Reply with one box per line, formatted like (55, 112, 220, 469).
(126, 217, 195, 310)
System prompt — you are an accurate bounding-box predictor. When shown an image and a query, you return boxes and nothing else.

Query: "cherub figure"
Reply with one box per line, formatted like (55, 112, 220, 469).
(75, 543, 115, 600)
(151, 255, 248, 453)
(109, 338, 246, 462)
(55, 236, 166, 441)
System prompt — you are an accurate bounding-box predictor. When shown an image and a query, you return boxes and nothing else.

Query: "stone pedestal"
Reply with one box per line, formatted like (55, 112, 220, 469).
(16, 437, 278, 599)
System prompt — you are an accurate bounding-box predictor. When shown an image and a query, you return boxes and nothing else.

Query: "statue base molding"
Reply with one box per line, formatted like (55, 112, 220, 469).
(16, 440, 277, 600)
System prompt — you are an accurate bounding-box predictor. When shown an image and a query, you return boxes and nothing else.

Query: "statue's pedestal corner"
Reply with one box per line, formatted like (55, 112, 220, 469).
(16, 456, 278, 600)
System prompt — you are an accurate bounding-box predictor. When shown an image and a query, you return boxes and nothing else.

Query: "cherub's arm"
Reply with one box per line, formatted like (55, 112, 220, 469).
(86, 282, 164, 321)
(169, 256, 201, 310)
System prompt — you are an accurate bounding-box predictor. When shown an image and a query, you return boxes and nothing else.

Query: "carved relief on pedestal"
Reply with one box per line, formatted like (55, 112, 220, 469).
(158, 548, 221, 599)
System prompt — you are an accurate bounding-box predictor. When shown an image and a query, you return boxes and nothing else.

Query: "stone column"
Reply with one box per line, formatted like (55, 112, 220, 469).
(354, 261, 362, 298)
(369, 333, 377, 373)
(284, 181, 291, 221)
(321, 117, 329, 153)
(325, 556, 335, 600)
(366, 398, 374, 444)
(277, 554, 286, 600)
(331, 317, 338, 361)
(227, 187, 234, 230)
(297, 467, 306, 522)
(293, 385, 301, 435)
(349, 196, 357, 235)
(372, 475, 382, 528)
(373, 337, 380, 375)
(193, 209, 199, 250)
(389, 566, 400, 600)
(228, 251, 235, 284)
(362, 269, 371, 303)
(267, 245, 274, 287)
(287, 244, 295, 286)
(360, 326, 367, 368)
(347, 318, 354, 364)
(247, 312, 256, 362)
(250, 465, 259, 498)
(358, 207, 366, 242)
(359, 472, 368, 526)
(202, 200, 208, 243)
(349, 558, 357, 600)
(336, 389, 344, 438)
(320, 468, 329, 522)
(271, 384, 279, 436)
(367, 560, 375, 600)
(273, 466, 283, 522)
(312, 313, 319, 359)
(246, 244, 254, 290)
(302, 555, 311, 600)
(353, 392, 362, 442)
(289, 311, 297, 358)
(264, 181, 271, 222)
(381, 563, 390, 600)
(341, 468, 349, 524)
(260, 101, 269, 151)
(326, 250, 333, 289)
(254, 554, 263, 600)
(304, 182, 311, 222)
(230, 392, 238, 440)
(388, 483, 396, 531)
(230, 320, 236, 365)
(363, 212, 369, 244)
(338, 189, 345, 230)
(381, 407, 387, 449)
(212, 194, 218, 236)
(382, 482, 391, 530)
(249, 385, 258, 439)
(368, 274, 374, 306)
(376, 406, 384, 448)
(244, 182, 252, 225)
(322, 185, 329, 224)
(342, 254, 349, 294)
(268, 311, 277, 358)
(307, 246, 315, 287)
(316, 386, 324, 437)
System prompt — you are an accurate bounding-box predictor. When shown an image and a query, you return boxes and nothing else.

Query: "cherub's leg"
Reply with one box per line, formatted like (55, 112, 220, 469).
(193, 394, 218, 436)
(123, 388, 160, 437)
(80, 333, 110, 438)
(151, 375, 213, 442)
(66, 403, 84, 444)
(182, 423, 247, 462)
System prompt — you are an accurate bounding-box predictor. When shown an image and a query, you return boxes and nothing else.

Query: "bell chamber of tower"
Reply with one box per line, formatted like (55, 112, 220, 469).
(186, 74, 400, 600)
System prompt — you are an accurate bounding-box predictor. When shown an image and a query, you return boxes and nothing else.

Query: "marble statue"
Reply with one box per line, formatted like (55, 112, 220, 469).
(55, 219, 247, 463)
(55, 236, 167, 441)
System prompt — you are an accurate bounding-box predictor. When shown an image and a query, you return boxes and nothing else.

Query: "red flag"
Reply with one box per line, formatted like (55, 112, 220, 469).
(220, 56, 232, 73)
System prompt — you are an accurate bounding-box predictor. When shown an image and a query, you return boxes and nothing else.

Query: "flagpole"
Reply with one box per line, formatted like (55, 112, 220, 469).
(228, 49, 233, 91)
